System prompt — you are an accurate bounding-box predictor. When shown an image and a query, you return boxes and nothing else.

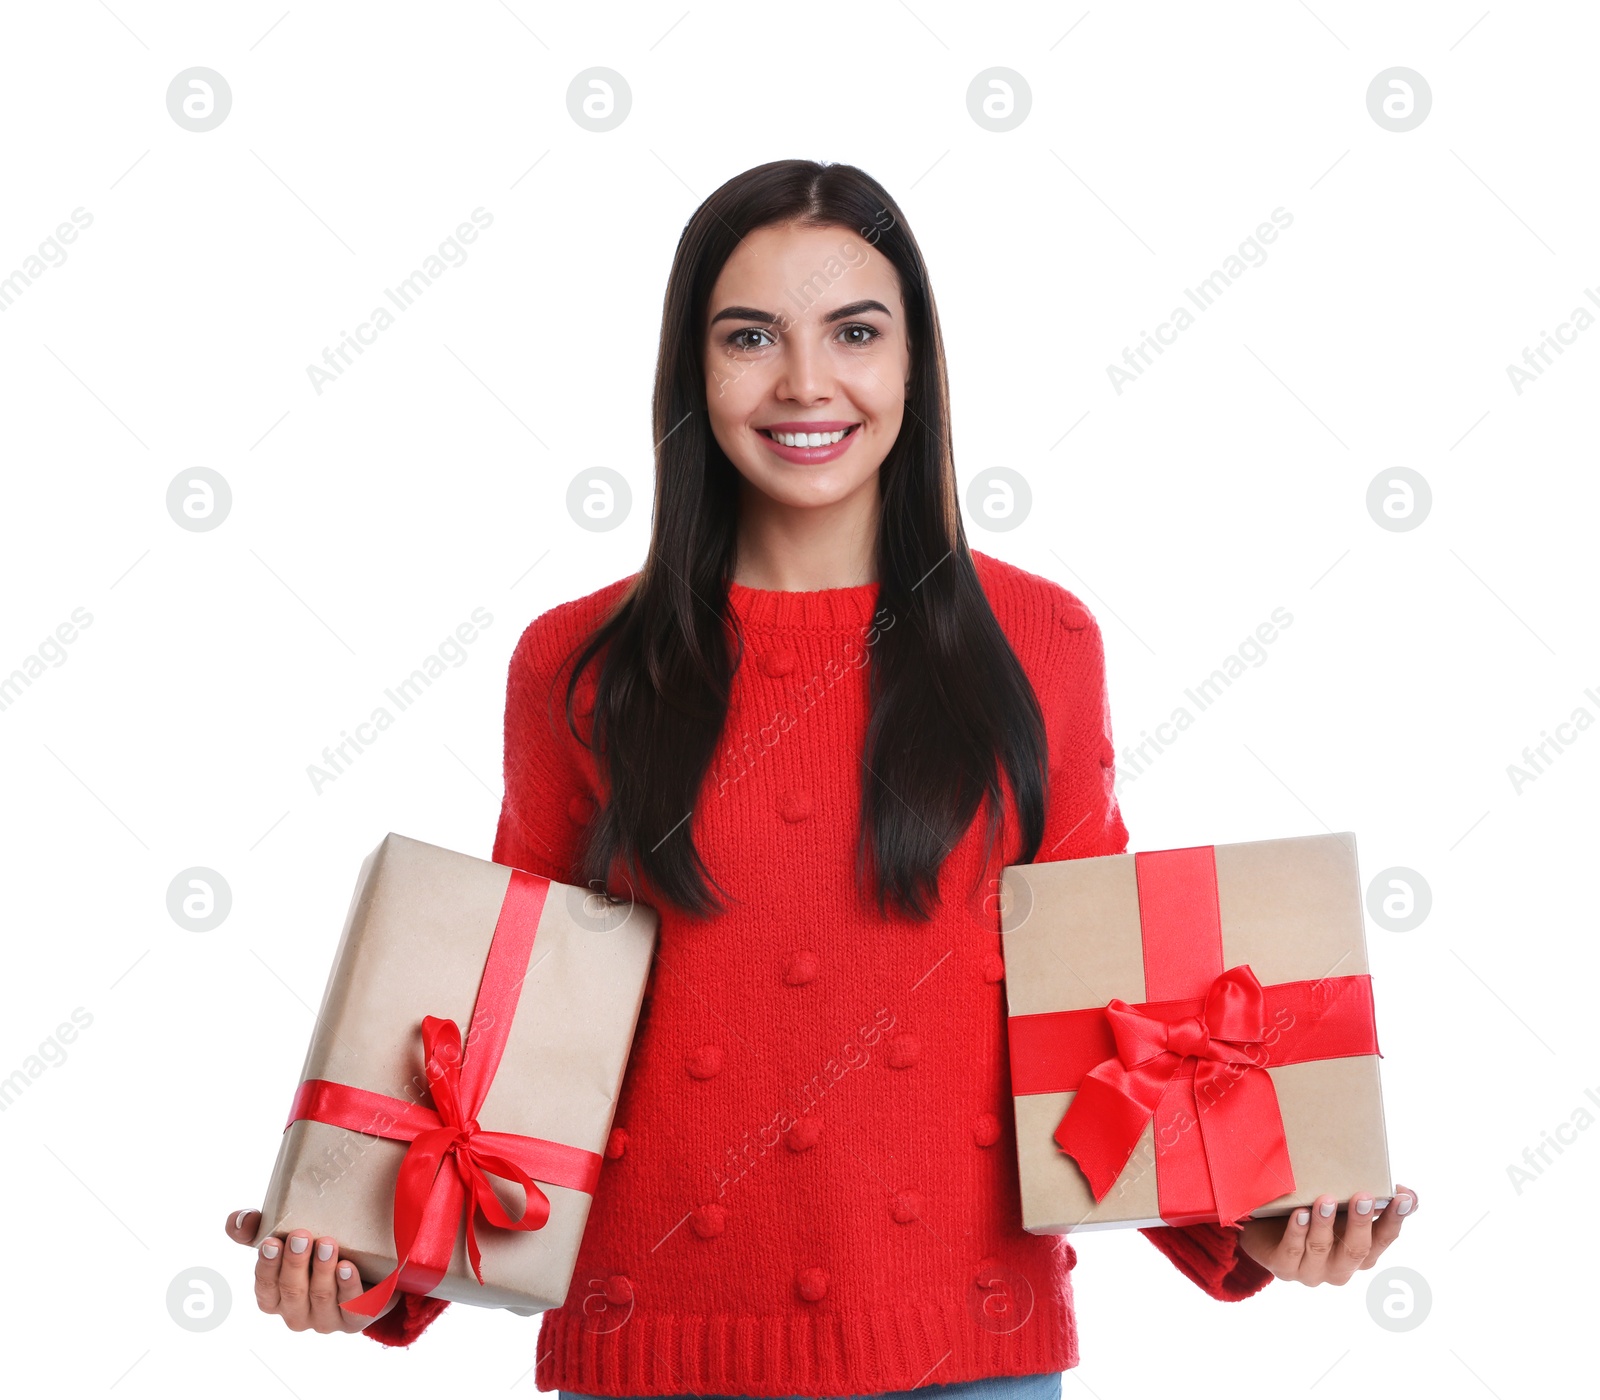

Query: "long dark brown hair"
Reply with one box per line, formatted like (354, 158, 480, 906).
(559, 158, 1048, 921)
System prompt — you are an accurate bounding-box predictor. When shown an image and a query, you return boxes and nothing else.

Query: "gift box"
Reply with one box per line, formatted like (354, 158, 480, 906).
(252, 832, 657, 1313)
(1000, 831, 1392, 1232)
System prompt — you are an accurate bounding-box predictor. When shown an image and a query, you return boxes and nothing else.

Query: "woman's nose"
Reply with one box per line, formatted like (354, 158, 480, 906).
(776, 340, 832, 402)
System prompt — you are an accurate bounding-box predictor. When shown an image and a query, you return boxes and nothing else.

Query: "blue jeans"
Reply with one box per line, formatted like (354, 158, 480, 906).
(560, 1373, 1063, 1400)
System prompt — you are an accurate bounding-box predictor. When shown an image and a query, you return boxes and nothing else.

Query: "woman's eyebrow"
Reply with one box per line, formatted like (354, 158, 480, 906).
(708, 298, 894, 328)
(708, 305, 775, 326)
(822, 299, 892, 323)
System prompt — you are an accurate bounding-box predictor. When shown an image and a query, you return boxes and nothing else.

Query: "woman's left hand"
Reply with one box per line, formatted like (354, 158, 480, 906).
(1237, 1184, 1417, 1284)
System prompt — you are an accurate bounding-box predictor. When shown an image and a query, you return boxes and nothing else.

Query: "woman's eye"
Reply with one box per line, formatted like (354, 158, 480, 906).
(723, 323, 879, 350)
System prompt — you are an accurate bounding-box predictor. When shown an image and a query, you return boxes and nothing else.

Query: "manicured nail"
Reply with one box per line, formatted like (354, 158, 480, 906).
(261, 1239, 280, 1259)
(1397, 1194, 1413, 1214)
(316, 1240, 334, 1261)
(1318, 1200, 1336, 1217)
(338, 1263, 353, 1280)
(1355, 1197, 1373, 1215)
(234, 1209, 251, 1230)
(1296, 1209, 1310, 1225)
(289, 1233, 309, 1253)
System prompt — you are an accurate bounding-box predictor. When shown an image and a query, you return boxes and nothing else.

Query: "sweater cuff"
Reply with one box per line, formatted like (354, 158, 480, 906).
(360, 1291, 451, 1347)
(1138, 1222, 1275, 1301)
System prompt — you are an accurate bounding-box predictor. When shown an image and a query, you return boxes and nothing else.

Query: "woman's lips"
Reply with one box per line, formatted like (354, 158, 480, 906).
(756, 422, 862, 465)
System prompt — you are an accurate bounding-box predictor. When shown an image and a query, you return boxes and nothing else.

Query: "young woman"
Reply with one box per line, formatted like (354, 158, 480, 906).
(227, 159, 1417, 1399)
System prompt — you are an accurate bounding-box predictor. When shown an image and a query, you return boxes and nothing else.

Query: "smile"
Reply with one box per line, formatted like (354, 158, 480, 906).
(759, 425, 857, 447)
(755, 422, 862, 464)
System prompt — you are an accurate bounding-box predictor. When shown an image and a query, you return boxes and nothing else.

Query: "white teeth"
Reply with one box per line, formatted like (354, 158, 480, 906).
(767, 428, 849, 448)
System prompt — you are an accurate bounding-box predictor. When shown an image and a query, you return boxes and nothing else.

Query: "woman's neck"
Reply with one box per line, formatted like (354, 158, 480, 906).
(730, 478, 880, 591)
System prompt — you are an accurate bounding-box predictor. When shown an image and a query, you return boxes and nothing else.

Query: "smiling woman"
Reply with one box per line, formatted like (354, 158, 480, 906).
(229, 156, 1415, 1400)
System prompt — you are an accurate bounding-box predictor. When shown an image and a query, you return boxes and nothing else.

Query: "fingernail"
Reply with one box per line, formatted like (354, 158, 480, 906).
(1397, 1194, 1413, 1214)
(338, 1263, 353, 1280)
(316, 1240, 334, 1261)
(261, 1240, 280, 1259)
(1296, 1209, 1310, 1225)
(1319, 1200, 1336, 1217)
(289, 1233, 309, 1253)
(234, 1209, 250, 1230)
(1374, 1198, 1391, 1210)
(1355, 1197, 1373, 1215)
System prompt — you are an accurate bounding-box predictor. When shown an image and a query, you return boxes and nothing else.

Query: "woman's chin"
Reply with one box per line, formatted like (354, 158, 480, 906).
(737, 464, 880, 511)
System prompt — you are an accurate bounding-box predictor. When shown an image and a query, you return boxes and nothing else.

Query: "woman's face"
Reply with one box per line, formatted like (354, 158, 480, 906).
(702, 220, 911, 512)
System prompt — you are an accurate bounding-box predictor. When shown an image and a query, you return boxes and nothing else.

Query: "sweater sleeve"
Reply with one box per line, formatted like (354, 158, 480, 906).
(1137, 1220, 1274, 1299)
(1039, 590, 1273, 1303)
(362, 608, 597, 1348)
(489, 607, 599, 882)
(359, 1289, 453, 1347)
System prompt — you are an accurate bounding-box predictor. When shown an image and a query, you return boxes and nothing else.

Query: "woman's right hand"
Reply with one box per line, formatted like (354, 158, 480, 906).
(224, 1208, 399, 1333)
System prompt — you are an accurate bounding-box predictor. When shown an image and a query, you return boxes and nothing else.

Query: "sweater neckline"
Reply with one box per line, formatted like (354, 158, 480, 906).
(725, 574, 882, 630)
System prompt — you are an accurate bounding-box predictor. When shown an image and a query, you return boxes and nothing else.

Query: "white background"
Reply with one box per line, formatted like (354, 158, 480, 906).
(1, 2, 1593, 1396)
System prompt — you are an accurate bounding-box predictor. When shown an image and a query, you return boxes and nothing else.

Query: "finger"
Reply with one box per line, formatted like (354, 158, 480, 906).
(1301, 1194, 1340, 1281)
(1276, 1204, 1312, 1276)
(307, 1237, 345, 1333)
(1371, 1184, 1416, 1253)
(334, 1256, 384, 1332)
(253, 1233, 286, 1315)
(226, 1208, 261, 1246)
(334, 1256, 368, 1331)
(276, 1230, 315, 1330)
(1333, 1192, 1376, 1281)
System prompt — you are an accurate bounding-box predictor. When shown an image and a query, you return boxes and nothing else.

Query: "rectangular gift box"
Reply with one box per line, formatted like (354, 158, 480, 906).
(253, 832, 657, 1310)
(1000, 831, 1392, 1233)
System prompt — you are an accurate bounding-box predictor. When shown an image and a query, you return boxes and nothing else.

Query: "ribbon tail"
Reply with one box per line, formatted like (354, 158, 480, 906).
(1054, 1059, 1172, 1202)
(389, 1128, 463, 1261)
(340, 1172, 467, 1316)
(1193, 1061, 1295, 1226)
(463, 1195, 485, 1287)
(341, 1127, 464, 1315)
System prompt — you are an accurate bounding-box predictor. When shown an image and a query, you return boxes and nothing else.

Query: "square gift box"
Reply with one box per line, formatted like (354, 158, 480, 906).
(253, 833, 657, 1311)
(1000, 832, 1393, 1232)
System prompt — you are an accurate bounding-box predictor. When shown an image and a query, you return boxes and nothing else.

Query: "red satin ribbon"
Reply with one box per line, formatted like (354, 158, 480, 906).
(282, 868, 603, 1315)
(1005, 845, 1381, 1227)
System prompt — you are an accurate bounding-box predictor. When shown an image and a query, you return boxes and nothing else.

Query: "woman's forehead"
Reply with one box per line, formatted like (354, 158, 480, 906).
(708, 224, 899, 314)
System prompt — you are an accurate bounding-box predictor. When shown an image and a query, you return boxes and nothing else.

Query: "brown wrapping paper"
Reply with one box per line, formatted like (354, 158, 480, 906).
(1000, 831, 1392, 1232)
(252, 832, 657, 1308)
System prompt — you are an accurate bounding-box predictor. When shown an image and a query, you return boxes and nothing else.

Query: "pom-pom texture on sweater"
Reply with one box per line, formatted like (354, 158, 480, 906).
(360, 550, 1272, 1387)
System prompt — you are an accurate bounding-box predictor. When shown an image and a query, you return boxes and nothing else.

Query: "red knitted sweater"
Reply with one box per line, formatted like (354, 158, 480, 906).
(360, 550, 1272, 1389)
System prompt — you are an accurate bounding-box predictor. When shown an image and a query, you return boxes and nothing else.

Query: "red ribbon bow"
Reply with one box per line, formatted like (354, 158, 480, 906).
(1053, 964, 1294, 1227)
(283, 869, 603, 1316)
(390, 1014, 554, 1286)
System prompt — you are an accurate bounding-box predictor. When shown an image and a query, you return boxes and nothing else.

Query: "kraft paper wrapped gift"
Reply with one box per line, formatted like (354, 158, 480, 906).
(252, 833, 657, 1313)
(1001, 832, 1392, 1232)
